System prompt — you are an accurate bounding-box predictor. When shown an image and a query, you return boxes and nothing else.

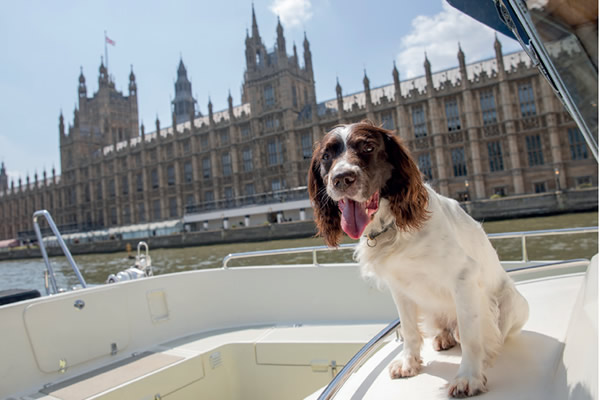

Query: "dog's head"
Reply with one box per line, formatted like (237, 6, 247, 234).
(308, 121, 429, 247)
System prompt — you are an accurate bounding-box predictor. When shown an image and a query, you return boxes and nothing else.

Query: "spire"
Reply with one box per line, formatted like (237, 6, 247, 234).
(172, 57, 195, 124)
(155, 115, 160, 134)
(293, 42, 298, 67)
(129, 64, 137, 96)
(494, 34, 505, 77)
(208, 97, 214, 124)
(228, 90, 234, 119)
(59, 111, 65, 136)
(393, 61, 401, 100)
(78, 66, 87, 98)
(276, 15, 286, 55)
(140, 121, 145, 138)
(336, 77, 342, 99)
(363, 69, 370, 89)
(98, 56, 108, 86)
(457, 42, 466, 68)
(363, 69, 372, 108)
(177, 57, 187, 78)
(424, 52, 433, 90)
(303, 31, 313, 78)
(457, 43, 467, 85)
(251, 3, 260, 39)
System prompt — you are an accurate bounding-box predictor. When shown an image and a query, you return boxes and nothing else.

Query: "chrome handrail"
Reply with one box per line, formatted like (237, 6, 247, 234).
(222, 227, 598, 268)
(33, 210, 87, 294)
(222, 243, 356, 268)
(488, 226, 598, 262)
(317, 318, 401, 400)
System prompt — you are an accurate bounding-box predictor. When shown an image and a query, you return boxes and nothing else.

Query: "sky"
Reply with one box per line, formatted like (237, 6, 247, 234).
(0, 0, 520, 184)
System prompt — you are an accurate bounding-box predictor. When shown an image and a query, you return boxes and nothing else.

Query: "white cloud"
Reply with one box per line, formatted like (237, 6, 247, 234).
(269, 0, 313, 29)
(396, 0, 520, 78)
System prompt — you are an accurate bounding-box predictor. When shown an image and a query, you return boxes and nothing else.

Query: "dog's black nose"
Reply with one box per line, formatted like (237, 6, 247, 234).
(332, 171, 357, 190)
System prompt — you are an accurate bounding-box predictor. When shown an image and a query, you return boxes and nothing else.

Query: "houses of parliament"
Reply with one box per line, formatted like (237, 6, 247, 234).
(0, 8, 596, 240)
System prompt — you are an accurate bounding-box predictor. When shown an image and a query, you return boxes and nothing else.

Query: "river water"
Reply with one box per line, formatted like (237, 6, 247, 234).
(1, 212, 597, 295)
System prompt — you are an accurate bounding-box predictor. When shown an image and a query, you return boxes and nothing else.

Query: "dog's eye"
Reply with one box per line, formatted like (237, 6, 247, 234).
(322, 152, 330, 161)
(363, 144, 374, 153)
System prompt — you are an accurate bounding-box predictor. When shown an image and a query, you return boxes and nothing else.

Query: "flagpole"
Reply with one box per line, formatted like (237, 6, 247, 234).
(104, 30, 108, 70)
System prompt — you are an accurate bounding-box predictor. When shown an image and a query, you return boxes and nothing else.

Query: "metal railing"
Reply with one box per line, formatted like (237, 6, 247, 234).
(222, 226, 598, 268)
(222, 243, 356, 268)
(33, 210, 87, 295)
(488, 226, 598, 262)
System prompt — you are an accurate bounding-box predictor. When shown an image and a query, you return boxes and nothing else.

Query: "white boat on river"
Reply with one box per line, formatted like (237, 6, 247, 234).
(0, 218, 596, 399)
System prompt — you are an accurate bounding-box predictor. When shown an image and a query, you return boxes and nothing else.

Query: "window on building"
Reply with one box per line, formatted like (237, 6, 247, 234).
(136, 173, 143, 192)
(451, 147, 468, 177)
(301, 132, 312, 159)
(184, 161, 193, 182)
(412, 105, 427, 138)
(149, 149, 157, 162)
(182, 139, 191, 154)
(271, 179, 282, 192)
(479, 90, 497, 125)
(167, 165, 175, 186)
(205, 190, 214, 209)
(200, 134, 209, 148)
(493, 187, 507, 197)
(575, 176, 592, 187)
(151, 169, 159, 189)
(487, 141, 504, 172)
(518, 83, 536, 117)
(166, 143, 174, 159)
(169, 197, 177, 218)
(444, 99, 461, 131)
(219, 129, 230, 146)
(241, 124, 251, 139)
(84, 185, 90, 202)
(268, 139, 283, 166)
(243, 148, 253, 172)
(534, 182, 547, 193)
(264, 84, 275, 106)
(97, 210, 104, 226)
(110, 207, 117, 225)
(97, 181, 103, 200)
(122, 205, 131, 225)
(222, 153, 232, 176)
(185, 194, 195, 212)
(568, 128, 589, 160)
(292, 85, 298, 107)
(153, 199, 161, 220)
(135, 153, 141, 167)
(122, 175, 128, 195)
(265, 115, 280, 130)
(202, 157, 211, 179)
(224, 187, 234, 207)
(526, 134, 544, 166)
(418, 154, 433, 180)
(245, 183, 256, 204)
(381, 112, 395, 130)
(137, 202, 145, 223)
(108, 179, 115, 198)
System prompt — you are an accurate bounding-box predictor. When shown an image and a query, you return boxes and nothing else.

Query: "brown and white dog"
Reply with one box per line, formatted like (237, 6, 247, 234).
(308, 121, 529, 397)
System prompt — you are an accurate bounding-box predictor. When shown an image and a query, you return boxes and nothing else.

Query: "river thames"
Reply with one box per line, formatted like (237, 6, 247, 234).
(0, 211, 597, 295)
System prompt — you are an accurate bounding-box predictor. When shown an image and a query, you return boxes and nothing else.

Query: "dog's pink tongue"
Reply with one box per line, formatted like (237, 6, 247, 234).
(339, 199, 370, 239)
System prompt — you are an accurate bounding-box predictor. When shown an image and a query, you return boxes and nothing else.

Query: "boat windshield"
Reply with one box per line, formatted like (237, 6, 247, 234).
(449, 0, 599, 160)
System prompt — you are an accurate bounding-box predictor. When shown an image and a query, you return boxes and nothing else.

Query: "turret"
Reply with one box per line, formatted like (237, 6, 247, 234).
(129, 65, 137, 96)
(172, 58, 196, 124)
(78, 67, 87, 99)
(98, 57, 108, 87)
(494, 34, 505, 78)
(303, 32, 313, 79)
(59, 111, 65, 137)
(276, 16, 286, 56)
(424, 52, 433, 91)
(458, 43, 468, 85)
(208, 97, 214, 125)
(155, 115, 160, 135)
(228, 90, 234, 120)
(392, 61, 401, 100)
(363, 70, 372, 107)
(336, 78, 344, 120)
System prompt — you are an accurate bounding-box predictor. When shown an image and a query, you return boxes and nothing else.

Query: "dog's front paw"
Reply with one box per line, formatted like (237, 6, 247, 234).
(447, 374, 487, 398)
(388, 354, 422, 379)
(433, 330, 457, 351)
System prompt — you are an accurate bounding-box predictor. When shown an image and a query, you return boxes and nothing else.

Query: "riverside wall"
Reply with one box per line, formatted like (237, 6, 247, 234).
(1, 188, 596, 261)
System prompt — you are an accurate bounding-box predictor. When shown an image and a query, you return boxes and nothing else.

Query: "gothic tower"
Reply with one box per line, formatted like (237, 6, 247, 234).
(172, 58, 197, 124)
(0, 162, 8, 192)
(60, 60, 139, 179)
(242, 5, 317, 127)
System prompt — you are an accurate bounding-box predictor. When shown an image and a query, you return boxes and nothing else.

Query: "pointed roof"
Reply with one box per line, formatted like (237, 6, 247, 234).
(251, 3, 260, 39)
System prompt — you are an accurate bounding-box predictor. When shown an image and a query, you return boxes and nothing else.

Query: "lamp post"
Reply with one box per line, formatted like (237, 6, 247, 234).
(554, 168, 561, 191)
(464, 180, 470, 201)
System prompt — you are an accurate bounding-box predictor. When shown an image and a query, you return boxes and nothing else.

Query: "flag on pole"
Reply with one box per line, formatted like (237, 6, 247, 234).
(105, 36, 116, 46)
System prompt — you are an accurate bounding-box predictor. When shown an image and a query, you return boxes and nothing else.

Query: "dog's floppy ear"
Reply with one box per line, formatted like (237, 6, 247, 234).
(308, 141, 343, 247)
(380, 130, 429, 231)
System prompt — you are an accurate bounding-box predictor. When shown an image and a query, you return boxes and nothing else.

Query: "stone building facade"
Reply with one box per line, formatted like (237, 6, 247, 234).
(0, 9, 596, 240)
